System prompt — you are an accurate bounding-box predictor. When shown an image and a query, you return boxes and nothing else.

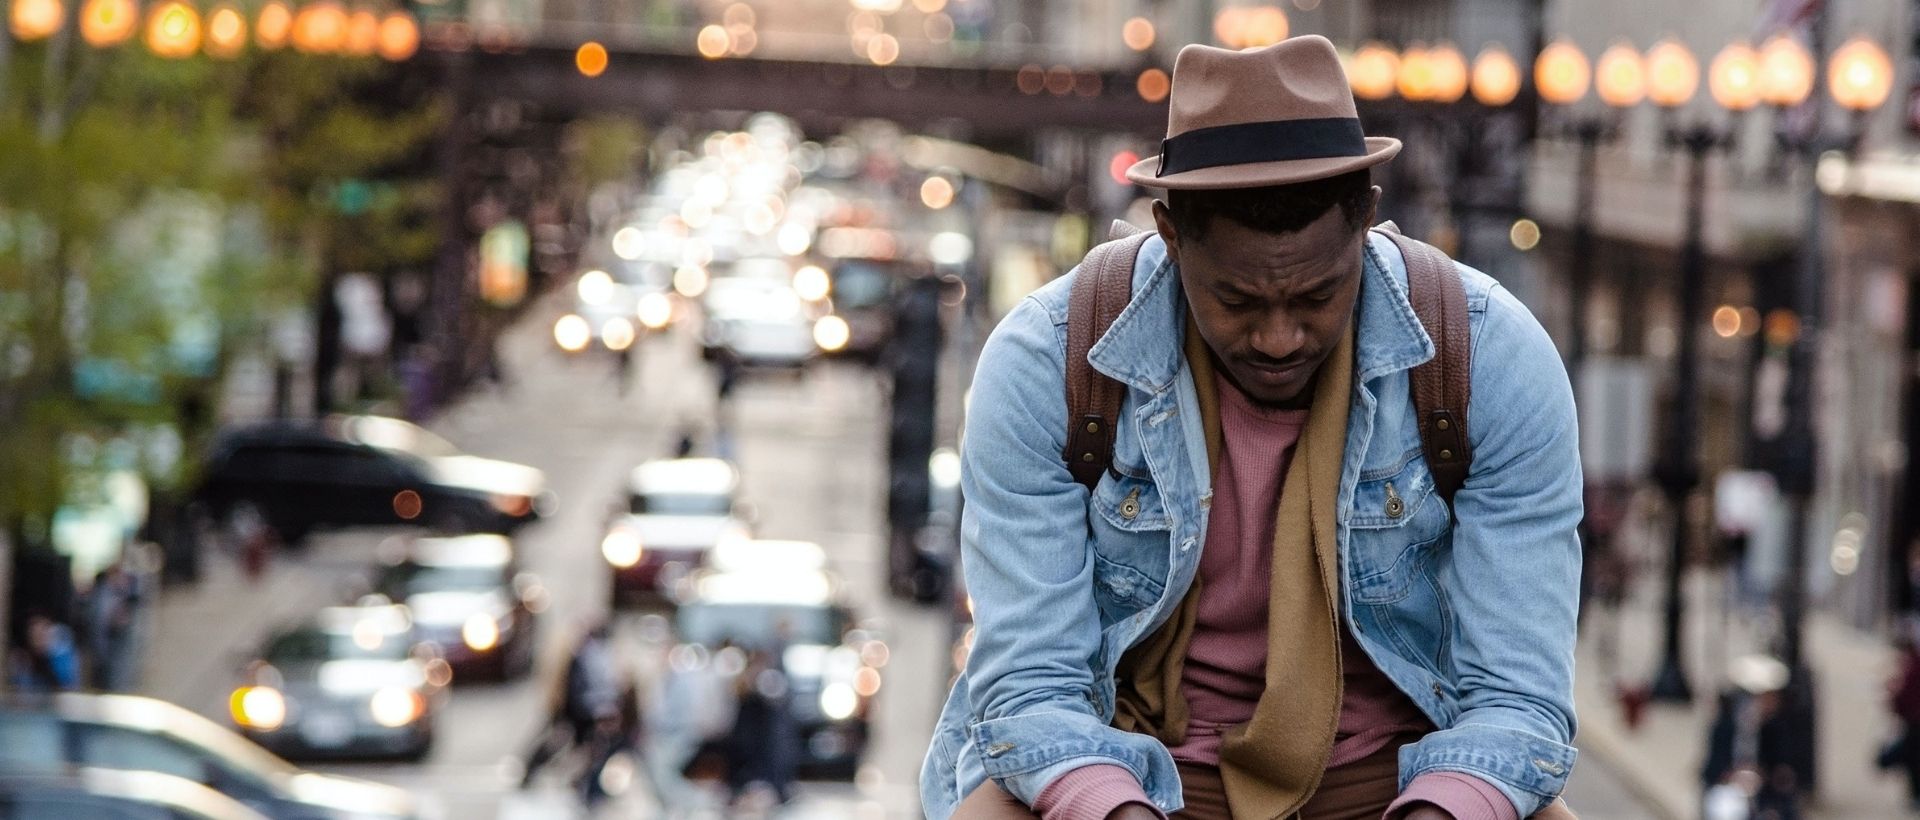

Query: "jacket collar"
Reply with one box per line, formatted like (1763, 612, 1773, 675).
(1087, 231, 1434, 393)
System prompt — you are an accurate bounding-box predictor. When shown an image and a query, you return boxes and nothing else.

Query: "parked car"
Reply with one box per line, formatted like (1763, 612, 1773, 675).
(673, 541, 884, 779)
(194, 415, 549, 544)
(0, 768, 270, 820)
(602, 458, 750, 606)
(0, 692, 430, 819)
(372, 534, 545, 680)
(229, 603, 449, 762)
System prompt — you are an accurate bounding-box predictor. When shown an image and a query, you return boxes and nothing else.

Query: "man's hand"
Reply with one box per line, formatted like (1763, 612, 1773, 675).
(1104, 803, 1163, 820)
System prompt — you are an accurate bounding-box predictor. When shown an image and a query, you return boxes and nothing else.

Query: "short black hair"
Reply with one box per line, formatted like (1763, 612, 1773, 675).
(1166, 169, 1373, 241)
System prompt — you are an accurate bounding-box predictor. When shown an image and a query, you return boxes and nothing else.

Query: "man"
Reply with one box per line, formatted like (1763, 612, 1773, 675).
(921, 36, 1582, 820)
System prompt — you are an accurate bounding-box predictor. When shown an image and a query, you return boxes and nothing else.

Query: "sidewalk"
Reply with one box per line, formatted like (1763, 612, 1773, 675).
(1574, 568, 1911, 819)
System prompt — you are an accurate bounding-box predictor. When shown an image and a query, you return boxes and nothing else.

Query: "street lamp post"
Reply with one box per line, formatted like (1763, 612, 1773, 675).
(1642, 36, 1742, 704)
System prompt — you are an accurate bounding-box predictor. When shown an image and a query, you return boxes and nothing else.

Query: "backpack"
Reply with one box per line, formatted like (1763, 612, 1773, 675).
(1061, 221, 1474, 508)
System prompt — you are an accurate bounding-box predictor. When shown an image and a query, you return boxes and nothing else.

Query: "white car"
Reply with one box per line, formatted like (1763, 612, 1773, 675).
(602, 458, 750, 605)
(701, 277, 818, 368)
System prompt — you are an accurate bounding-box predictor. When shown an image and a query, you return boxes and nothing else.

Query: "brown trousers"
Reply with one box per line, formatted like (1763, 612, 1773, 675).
(952, 741, 1580, 819)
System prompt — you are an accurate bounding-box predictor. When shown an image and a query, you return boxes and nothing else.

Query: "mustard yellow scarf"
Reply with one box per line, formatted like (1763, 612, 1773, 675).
(1113, 319, 1354, 819)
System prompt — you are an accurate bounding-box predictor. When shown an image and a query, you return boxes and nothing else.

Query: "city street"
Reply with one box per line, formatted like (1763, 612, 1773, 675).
(138, 284, 944, 818)
(133, 285, 1659, 818)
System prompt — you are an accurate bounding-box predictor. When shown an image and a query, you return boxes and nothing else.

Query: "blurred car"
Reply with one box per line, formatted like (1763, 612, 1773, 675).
(673, 541, 885, 779)
(815, 258, 905, 363)
(373, 534, 545, 680)
(0, 692, 429, 819)
(194, 415, 549, 544)
(602, 458, 749, 606)
(229, 603, 449, 762)
(0, 768, 270, 820)
(699, 276, 818, 369)
(553, 263, 677, 354)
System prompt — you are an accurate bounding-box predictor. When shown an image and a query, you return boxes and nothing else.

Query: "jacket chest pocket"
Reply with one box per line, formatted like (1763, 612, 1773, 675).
(1346, 452, 1450, 604)
(1087, 469, 1169, 620)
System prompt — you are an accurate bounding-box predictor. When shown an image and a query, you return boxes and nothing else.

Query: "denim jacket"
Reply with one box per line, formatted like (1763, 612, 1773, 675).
(920, 231, 1583, 818)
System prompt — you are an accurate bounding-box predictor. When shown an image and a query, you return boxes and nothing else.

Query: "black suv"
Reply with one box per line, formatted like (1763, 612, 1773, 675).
(193, 415, 548, 545)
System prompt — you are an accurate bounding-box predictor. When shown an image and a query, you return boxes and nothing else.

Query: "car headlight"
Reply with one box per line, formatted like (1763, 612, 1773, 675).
(813, 316, 851, 352)
(819, 682, 858, 721)
(554, 315, 592, 352)
(230, 686, 286, 730)
(601, 529, 643, 568)
(369, 687, 425, 728)
(462, 613, 500, 652)
(638, 292, 673, 330)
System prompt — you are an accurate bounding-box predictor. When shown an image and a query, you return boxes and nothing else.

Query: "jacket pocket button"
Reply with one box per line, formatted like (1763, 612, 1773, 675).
(1119, 488, 1141, 520)
(1431, 682, 1445, 697)
(987, 742, 1016, 757)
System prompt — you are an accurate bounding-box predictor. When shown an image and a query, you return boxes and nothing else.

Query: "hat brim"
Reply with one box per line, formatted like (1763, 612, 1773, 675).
(1124, 136, 1401, 190)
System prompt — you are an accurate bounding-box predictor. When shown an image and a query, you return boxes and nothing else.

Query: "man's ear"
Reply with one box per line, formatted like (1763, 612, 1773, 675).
(1363, 185, 1383, 229)
(1151, 199, 1179, 267)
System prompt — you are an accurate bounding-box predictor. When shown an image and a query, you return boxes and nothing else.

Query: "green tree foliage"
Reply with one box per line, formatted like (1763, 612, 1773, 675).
(0, 29, 440, 549)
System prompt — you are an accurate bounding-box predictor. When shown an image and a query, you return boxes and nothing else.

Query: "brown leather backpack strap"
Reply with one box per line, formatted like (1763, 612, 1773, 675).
(1064, 230, 1151, 492)
(1376, 229, 1474, 508)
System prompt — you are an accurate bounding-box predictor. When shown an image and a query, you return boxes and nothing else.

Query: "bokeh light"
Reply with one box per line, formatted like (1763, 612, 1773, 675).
(1122, 17, 1155, 51)
(576, 41, 609, 76)
(80, 0, 138, 47)
(204, 5, 247, 58)
(1136, 68, 1171, 103)
(10, 0, 64, 42)
(145, 0, 202, 59)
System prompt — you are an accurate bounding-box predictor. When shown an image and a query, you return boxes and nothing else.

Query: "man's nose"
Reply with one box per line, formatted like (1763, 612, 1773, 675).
(1249, 310, 1306, 361)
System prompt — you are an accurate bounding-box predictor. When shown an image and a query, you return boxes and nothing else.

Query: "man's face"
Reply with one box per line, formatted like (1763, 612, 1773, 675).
(1154, 189, 1377, 409)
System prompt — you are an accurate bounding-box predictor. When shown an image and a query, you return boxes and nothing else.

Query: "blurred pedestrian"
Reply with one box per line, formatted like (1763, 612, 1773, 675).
(723, 649, 798, 807)
(10, 614, 80, 692)
(1888, 631, 1920, 809)
(648, 643, 733, 817)
(85, 559, 143, 691)
(615, 345, 635, 397)
(519, 621, 622, 804)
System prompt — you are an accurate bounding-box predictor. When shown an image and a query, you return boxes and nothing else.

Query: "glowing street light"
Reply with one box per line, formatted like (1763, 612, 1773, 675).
(343, 8, 378, 56)
(145, 0, 202, 58)
(1827, 37, 1893, 113)
(1470, 45, 1521, 106)
(1595, 43, 1646, 108)
(204, 5, 247, 58)
(255, 0, 290, 49)
(80, 0, 138, 47)
(376, 11, 417, 61)
(1426, 42, 1469, 104)
(291, 0, 347, 54)
(1708, 41, 1762, 112)
(1759, 34, 1814, 108)
(10, 0, 63, 41)
(1396, 45, 1433, 101)
(1535, 39, 1590, 106)
(1348, 42, 1399, 101)
(1644, 39, 1699, 109)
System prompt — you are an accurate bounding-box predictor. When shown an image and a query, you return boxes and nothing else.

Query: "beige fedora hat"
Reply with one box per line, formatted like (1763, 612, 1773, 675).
(1125, 35, 1401, 190)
